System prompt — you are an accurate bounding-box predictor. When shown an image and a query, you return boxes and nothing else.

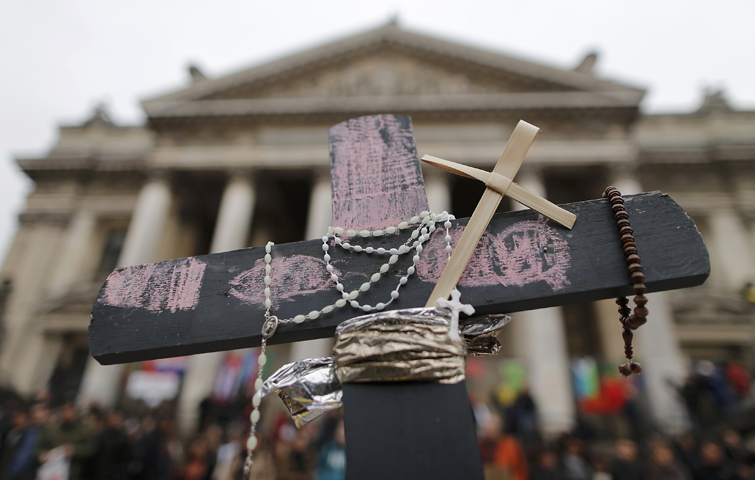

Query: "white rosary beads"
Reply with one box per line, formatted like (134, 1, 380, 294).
(244, 210, 456, 479)
(261, 210, 455, 325)
(321, 210, 455, 314)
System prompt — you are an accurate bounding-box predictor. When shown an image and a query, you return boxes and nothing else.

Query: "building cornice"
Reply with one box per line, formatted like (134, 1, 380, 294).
(16, 155, 147, 178)
(639, 145, 755, 164)
(145, 91, 643, 120)
(18, 211, 73, 226)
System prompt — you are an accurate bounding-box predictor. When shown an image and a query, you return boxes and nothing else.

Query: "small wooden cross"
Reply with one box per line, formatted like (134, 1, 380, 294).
(422, 120, 577, 307)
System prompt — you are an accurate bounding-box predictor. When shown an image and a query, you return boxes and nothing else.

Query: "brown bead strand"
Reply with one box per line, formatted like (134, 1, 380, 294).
(603, 186, 648, 377)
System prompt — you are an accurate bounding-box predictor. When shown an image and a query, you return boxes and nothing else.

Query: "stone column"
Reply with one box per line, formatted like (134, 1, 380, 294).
(510, 168, 576, 437)
(0, 219, 68, 394)
(48, 209, 97, 298)
(305, 171, 333, 239)
(708, 210, 755, 292)
(116, 173, 174, 268)
(290, 171, 334, 362)
(594, 299, 627, 364)
(179, 172, 256, 434)
(609, 165, 689, 432)
(424, 170, 452, 214)
(78, 173, 173, 408)
(26, 210, 96, 396)
(209, 172, 257, 254)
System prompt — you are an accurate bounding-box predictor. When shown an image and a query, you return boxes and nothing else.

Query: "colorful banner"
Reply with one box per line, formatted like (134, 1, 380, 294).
(126, 370, 181, 408)
(141, 356, 189, 374)
(572, 357, 600, 399)
(213, 349, 259, 401)
(494, 360, 528, 407)
(573, 358, 631, 415)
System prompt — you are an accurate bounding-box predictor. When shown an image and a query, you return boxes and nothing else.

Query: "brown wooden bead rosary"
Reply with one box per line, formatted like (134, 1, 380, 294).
(603, 186, 648, 377)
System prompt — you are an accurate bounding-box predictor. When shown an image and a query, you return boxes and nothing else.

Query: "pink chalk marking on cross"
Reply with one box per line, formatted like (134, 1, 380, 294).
(100, 257, 206, 313)
(229, 114, 429, 305)
(417, 218, 570, 291)
(228, 115, 572, 305)
(229, 255, 357, 309)
(329, 115, 429, 231)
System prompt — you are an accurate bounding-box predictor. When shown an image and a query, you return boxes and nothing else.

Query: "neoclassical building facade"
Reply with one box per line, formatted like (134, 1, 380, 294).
(2, 23, 754, 435)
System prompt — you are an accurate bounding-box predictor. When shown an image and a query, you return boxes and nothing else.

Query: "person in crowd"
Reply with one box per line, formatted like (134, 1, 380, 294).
(590, 457, 611, 480)
(478, 413, 528, 480)
(212, 425, 241, 480)
(744, 436, 755, 467)
(315, 420, 346, 480)
(162, 418, 184, 478)
(249, 438, 277, 480)
(647, 441, 690, 480)
(222, 432, 277, 480)
(506, 390, 538, 443)
(279, 428, 315, 480)
(681, 365, 722, 429)
(0, 401, 21, 449)
(129, 416, 172, 480)
(478, 413, 501, 470)
(562, 437, 591, 480)
(36, 403, 94, 480)
(720, 429, 748, 464)
(529, 447, 564, 480)
(609, 439, 644, 480)
(202, 424, 223, 478)
(470, 394, 492, 437)
(78, 409, 104, 480)
(693, 439, 740, 480)
(88, 410, 131, 480)
(1, 407, 39, 480)
(176, 438, 212, 480)
(699, 362, 735, 421)
(738, 465, 755, 480)
(676, 433, 701, 472)
(724, 360, 751, 400)
(6, 404, 50, 480)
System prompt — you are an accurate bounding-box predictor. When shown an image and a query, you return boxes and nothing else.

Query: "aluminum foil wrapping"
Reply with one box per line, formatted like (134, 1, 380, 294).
(333, 307, 466, 384)
(260, 357, 341, 428)
(461, 313, 511, 357)
(262, 308, 511, 427)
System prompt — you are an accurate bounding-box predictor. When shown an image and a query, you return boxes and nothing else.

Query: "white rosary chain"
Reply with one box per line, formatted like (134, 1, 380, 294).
(244, 209, 455, 479)
(262, 210, 454, 324)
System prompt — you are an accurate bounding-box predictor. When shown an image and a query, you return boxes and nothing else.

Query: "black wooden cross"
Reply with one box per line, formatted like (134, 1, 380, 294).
(89, 114, 709, 479)
(89, 114, 709, 365)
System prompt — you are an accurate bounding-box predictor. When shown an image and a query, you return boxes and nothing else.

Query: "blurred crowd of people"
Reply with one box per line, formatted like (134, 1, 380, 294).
(0, 359, 751, 479)
(0, 396, 345, 480)
(479, 411, 755, 480)
(477, 359, 755, 480)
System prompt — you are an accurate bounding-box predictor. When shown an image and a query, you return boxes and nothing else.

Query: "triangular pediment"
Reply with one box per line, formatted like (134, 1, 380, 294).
(143, 23, 644, 117)
(206, 48, 551, 100)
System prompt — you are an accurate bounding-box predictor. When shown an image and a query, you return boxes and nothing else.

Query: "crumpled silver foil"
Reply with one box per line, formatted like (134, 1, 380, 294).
(333, 307, 466, 385)
(263, 308, 511, 427)
(461, 313, 510, 357)
(260, 357, 341, 428)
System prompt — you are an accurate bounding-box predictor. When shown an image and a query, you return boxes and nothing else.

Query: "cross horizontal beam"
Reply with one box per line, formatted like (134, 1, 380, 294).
(89, 192, 709, 365)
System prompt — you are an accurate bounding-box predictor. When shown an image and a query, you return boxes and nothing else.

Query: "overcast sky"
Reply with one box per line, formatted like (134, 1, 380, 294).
(1, 0, 753, 262)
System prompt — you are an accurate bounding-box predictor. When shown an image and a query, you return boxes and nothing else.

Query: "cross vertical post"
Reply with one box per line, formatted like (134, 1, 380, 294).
(328, 115, 484, 480)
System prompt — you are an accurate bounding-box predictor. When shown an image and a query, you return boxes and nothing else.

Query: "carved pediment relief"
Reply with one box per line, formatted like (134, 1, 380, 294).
(671, 288, 755, 324)
(212, 51, 544, 100)
(146, 24, 642, 110)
